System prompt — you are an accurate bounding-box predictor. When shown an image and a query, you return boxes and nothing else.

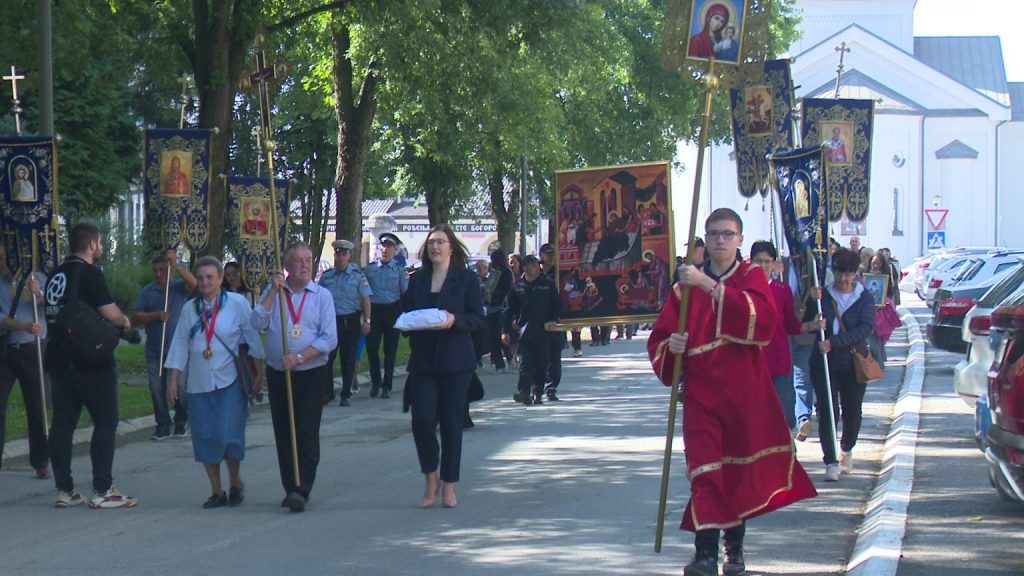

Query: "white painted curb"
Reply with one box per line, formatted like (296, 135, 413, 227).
(846, 308, 926, 576)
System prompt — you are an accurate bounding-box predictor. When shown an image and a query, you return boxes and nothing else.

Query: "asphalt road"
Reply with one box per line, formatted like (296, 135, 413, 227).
(0, 318, 985, 576)
(897, 295, 1024, 576)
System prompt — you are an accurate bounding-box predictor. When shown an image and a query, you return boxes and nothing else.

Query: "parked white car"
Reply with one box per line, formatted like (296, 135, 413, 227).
(914, 247, 1000, 300)
(954, 265, 1024, 406)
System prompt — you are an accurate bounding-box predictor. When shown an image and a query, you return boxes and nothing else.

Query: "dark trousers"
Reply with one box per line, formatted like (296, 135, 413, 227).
(366, 302, 401, 391)
(590, 325, 611, 345)
(546, 332, 564, 390)
(570, 330, 582, 352)
(486, 312, 506, 369)
(408, 371, 472, 483)
(267, 365, 327, 497)
(49, 364, 118, 493)
(810, 364, 866, 464)
(0, 343, 49, 469)
(145, 353, 187, 429)
(327, 312, 362, 399)
(518, 338, 549, 394)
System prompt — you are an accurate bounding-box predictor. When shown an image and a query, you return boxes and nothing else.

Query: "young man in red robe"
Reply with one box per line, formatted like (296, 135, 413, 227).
(648, 208, 817, 576)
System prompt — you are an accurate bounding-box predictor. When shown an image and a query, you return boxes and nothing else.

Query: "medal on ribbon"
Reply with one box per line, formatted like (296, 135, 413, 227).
(287, 290, 308, 339)
(202, 297, 219, 359)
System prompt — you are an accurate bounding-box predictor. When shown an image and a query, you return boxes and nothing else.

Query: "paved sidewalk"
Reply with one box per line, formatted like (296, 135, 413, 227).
(0, 331, 909, 575)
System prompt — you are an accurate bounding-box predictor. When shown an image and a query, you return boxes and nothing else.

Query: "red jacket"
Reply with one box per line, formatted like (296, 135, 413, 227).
(763, 280, 803, 377)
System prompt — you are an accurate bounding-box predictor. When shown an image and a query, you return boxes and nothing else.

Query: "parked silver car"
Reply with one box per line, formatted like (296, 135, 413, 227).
(954, 264, 1024, 406)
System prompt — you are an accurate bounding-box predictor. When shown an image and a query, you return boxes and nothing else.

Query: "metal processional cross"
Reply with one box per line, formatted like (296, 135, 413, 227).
(4, 65, 25, 135)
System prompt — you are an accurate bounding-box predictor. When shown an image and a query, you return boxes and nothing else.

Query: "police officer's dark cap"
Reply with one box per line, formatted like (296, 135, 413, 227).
(379, 232, 401, 246)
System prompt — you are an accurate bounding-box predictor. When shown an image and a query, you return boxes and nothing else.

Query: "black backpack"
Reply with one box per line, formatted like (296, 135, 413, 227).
(49, 262, 120, 366)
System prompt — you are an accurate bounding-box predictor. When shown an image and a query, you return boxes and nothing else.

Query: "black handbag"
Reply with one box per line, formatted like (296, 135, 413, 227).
(212, 328, 260, 404)
(52, 265, 120, 367)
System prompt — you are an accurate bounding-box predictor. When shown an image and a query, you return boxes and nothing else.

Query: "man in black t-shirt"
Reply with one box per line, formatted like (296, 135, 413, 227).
(44, 223, 137, 509)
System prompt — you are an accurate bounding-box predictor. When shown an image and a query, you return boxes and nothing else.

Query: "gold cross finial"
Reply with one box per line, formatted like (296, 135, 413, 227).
(4, 65, 25, 135)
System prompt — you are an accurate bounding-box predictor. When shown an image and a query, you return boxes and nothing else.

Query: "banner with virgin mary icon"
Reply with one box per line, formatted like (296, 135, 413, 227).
(685, 0, 748, 65)
(0, 136, 60, 275)
(554, 162, 674, 328)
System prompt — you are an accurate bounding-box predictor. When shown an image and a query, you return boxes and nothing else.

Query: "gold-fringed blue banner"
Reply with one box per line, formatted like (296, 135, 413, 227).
(0, 136, 61, 275)
(769, 145, 830, 312)
(142, 129, 212, 252)
(729, 59, 795, 200)
(225, 176, 290, 291)
(801, 98, 874, 222)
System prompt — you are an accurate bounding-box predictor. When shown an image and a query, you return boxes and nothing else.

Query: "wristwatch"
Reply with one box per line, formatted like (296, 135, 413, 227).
(296, 352, 305, 365)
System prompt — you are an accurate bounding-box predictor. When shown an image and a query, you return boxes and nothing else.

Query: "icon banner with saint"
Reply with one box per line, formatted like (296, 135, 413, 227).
(142, 129, 212, 252)
(225, 176, 290, 290)
(0, 136, 61, 275)
(729, 59, 795, 199)
(801, 98, 874, 222)
(769, 145, 830, 314)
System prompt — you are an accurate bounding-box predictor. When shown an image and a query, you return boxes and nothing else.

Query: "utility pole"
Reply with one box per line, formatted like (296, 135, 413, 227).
(519, 155, 528, 256)
(37, 0, 54, 135)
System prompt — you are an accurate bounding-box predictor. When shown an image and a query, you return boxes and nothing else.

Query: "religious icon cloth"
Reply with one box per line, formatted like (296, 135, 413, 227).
(142, 128, 213, 252)
(769, 145, 830, 311)
(801, 98, 874, 222)
(729, 59, 795, 199)
(0, 136, 60, 274)
(648, 262, 817, 531)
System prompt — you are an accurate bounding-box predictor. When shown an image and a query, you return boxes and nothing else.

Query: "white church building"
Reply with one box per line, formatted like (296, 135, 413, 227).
(674, 0, 1024, 261)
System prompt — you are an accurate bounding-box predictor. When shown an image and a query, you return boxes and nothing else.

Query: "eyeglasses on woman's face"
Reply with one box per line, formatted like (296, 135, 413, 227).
(426, 239, 449, 247)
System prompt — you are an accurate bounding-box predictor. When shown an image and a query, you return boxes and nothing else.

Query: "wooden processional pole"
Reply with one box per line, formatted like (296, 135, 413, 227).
(246, 35, 301, 488)
(655, 58, 719, 553)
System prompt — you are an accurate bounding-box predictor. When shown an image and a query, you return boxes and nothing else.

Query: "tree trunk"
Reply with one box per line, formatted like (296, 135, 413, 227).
(332, 24, 378, 265)
(488, 167, 518, 253)
(191, 0, 253, 260)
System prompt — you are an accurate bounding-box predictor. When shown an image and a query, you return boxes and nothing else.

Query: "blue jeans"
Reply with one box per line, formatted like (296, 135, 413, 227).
(791, 342, 815, 423)
(147, 354, 187, 429)
(772, 374, 796, 431)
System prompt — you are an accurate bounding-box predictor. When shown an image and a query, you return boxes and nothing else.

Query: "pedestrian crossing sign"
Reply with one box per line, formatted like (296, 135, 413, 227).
(927, 231, 946, 250)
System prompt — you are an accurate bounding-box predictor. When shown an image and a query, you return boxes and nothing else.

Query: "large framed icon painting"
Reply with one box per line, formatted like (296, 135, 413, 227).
(554, 161, 674, 328)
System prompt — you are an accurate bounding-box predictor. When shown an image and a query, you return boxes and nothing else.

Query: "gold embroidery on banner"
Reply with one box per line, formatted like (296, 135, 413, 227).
(744, 292, 757, 341)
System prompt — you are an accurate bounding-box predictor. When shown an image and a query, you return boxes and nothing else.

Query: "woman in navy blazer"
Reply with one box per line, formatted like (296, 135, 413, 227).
(402, 224, 485, 508)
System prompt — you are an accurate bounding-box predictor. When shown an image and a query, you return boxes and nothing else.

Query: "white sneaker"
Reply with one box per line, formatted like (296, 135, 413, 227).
(54, 490, 86, 508)
(89, 487, 138, 509)
(839, 451, 853, 474)
(824, 464, 840, 482)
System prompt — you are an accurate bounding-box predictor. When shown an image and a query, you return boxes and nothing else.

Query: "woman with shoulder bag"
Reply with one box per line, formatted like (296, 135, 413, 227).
(165, 256, 265, 508)
(401, 225, 485, 509)
(805, 248, 877, 482)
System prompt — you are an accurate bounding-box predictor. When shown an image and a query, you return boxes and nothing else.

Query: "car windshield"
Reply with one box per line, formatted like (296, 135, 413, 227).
(952, 259, 983, 282)
(979, 263, 1024, 307)
(998, 281, 1024, 307)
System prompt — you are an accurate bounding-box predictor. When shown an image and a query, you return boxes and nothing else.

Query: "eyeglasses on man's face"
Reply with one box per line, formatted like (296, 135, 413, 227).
(705, 230, 739, 241)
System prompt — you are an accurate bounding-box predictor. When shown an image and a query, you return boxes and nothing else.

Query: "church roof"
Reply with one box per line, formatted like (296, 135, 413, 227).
(935, 139, 979, 160)
(806, 69, 923, 111)
(914, 36, 1011, 106)
(1009, 82, 1024, 121)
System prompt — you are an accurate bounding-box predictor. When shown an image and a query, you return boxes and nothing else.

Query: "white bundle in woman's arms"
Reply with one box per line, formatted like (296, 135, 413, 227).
(394, 308, 449, 331)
